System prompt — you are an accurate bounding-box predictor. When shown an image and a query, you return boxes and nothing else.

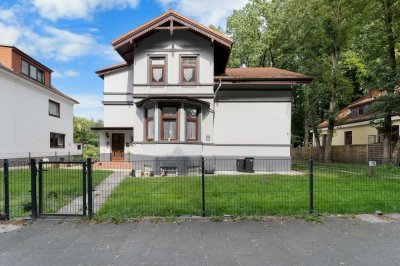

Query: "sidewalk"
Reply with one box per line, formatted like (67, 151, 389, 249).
(1, 216, 400, 265)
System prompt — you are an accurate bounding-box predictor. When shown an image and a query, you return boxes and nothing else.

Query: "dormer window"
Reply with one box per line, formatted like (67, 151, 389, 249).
(350, 105, 369, 117)
(181, 56, 198, 84)
(21, 59, 45, 84)
(149, 57, 166, 85)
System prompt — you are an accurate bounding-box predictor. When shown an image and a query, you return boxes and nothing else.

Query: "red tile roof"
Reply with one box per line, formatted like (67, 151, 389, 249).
(318, 90, 383, 128)
(214, 67, 312, 82)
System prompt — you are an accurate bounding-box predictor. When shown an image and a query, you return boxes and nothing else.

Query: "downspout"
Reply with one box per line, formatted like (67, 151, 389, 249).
(209, 78, 222, 161)
(213, 79, 222, 126)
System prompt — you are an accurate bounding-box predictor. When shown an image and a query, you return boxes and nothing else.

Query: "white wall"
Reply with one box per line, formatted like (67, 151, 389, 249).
(132, 30, 214, 95)
(0, 69, 79, 157)
(213, 102, 291, 145)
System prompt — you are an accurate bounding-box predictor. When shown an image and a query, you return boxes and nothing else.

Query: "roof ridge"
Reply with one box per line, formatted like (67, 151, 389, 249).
(112, 9, 233, 47)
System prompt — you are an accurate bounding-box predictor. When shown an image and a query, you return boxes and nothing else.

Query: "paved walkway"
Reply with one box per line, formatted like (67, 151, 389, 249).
(57, 170, 130, 215)
(1, 216, 400, 266)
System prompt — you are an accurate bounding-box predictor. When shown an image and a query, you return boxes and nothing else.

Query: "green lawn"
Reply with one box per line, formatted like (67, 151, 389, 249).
(95, 162, 400, 220)
(0, 167, 111, 218)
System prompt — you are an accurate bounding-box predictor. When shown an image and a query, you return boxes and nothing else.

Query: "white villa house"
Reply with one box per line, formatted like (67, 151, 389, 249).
(94, 10, 311, 173)
(0, 45, 81, 159)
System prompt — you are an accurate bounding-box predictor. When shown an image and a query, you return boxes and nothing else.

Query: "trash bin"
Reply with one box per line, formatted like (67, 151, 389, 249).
(236, 159, 246, 172)
(245, 157, 254, 173)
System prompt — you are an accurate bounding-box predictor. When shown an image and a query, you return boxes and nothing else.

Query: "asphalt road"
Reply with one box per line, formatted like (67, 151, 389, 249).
(0, 216, 399, 266)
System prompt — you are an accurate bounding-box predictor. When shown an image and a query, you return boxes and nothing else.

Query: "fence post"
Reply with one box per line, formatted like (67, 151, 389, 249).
(82, 162, 87, 216)
(201, 157, 205, 217)
(309, 157, 314, 215)
(38, 160, 43, 215)
(87, 158, 93, 217)
(4, 159, 10, 220)
(30, 159, 38, 219)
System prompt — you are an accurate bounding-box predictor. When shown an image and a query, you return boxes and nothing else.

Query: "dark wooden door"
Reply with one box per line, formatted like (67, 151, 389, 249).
(112, 133, 125, 161)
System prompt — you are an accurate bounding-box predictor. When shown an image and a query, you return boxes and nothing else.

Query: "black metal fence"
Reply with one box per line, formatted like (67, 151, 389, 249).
(1, 157, 400, 220)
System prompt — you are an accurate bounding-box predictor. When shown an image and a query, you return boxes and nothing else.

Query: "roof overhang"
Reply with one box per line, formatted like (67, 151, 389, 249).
(95, 63, 129, 79)
(135, 96, 210, 107)
(111, 10, 233, 74)
(91, 127, 133, 131)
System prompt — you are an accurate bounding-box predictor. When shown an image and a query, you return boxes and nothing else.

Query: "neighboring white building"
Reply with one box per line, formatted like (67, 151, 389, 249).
(94, 10, 311, 172)
(0, 45, 81, 159)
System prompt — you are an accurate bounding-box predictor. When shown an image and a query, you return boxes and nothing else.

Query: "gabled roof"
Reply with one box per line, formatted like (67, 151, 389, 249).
(318, 90, 383, 128)
(0, 62, 78, 104)
(214, 67, 312, 83)
(112, 9, 233, 49)
(111, 10, 233, 74)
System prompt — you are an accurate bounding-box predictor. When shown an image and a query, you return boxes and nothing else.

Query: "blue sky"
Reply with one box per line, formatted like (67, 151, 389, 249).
(0, 0, 248, 120)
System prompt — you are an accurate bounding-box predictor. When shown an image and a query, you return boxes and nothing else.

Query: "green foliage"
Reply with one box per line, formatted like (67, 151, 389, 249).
(73, 116, 103, 145)
(225, 0, 399, 147)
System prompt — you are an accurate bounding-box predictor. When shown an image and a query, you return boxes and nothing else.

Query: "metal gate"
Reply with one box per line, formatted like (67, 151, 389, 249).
(38, 161, 88, 217)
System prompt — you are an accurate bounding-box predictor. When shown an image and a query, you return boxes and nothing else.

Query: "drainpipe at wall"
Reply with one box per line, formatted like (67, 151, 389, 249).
(212, 79, 222, 127)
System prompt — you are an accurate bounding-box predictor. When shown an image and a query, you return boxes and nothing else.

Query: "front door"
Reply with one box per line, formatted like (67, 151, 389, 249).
(112, 133, 125, 161)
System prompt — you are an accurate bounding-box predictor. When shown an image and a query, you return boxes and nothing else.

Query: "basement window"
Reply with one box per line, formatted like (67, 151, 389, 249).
(161, 167, 178, 176)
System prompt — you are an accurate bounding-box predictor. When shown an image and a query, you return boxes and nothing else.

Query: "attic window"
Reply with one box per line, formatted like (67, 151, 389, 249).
(150, 57, 166, 85)
(350, 105, 369, 117)
(21, 59, 45, 84)
(181, 56, 198, 84)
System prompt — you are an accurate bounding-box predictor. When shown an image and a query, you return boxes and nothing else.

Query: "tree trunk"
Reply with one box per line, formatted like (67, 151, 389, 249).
(268, 45, 275, 67)
(304, 112, 309, 147)
(381, 0, 397, 163)
(313, 126, 323, 161)
(382, 0, 397, 78)
(391, 140, 400, 165)
(324, 47, 339, 163)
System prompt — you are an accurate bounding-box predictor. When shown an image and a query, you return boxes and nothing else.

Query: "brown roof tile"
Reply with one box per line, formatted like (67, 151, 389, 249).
(318, 90, 383, 128)
(214, 67, 312, 81)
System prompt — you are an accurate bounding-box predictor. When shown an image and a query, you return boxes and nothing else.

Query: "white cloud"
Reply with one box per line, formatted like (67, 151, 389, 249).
(53, 70, 79, 78)
(71, 93, 104, 120)
(157, 0, 249, 27)
(0, 23, 21, 44)
(31, 0, 140, 21)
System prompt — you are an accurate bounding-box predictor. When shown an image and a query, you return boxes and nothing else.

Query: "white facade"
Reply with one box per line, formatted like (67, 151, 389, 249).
(0, 67, 81, 159)
(98, 30, 292, 162)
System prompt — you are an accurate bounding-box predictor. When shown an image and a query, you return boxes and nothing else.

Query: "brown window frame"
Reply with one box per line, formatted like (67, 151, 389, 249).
(149, 56, 166, 85)
(49, 100, 60, 118)
(160, 106, 179, 141)
(344, 131, 352, 145)
(186, 107, 199, 141)
(180, 56, 198, 85)
(50, 132, 65, 148)
(21, 59, 45, 84)
(145, 107, 155, 141)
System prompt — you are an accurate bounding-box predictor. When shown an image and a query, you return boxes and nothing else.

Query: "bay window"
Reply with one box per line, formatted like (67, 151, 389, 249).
(181, 56, 198, 84)
(150, 57, 166, 84)
(186, 107, 199, 141)
(161, 107, 178, 140)
(145, 107, 155, 141)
